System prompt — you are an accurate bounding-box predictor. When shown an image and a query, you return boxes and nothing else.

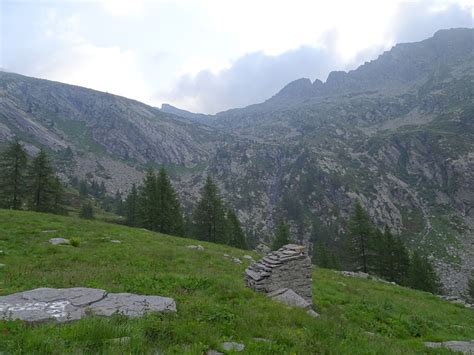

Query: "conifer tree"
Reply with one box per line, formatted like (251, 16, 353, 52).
(27, 149, 56, 212)
(50, 176, 65, 214)
(114, 190, 124, 216)
(79, 179, 88, 197)
(137, 169, 159, 230)
(125, 184, 139, 226)
(192, 176, 227, 243)
(313, 240, 330, 268)
(0, 140, 28, 209)
(468, 274, 474, 302)
(226, 208, 248, 249)
(272, 217, 290, 250)
(79, 201, 94, 219)
(392, 236, 410, 285)
(347, 201, 374, 273)
(408, 250, 439, 293)
(156, 167, 183, 235)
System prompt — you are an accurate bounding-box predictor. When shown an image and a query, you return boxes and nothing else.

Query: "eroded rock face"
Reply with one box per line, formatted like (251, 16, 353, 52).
(0, 287, 176, 323)
(244, 244, 313, 304)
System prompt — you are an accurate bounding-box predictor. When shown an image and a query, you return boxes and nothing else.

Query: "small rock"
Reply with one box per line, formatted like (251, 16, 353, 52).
(243, 255, 254, 261)
(253, 337, 272, 343)
(106, 336, 131, 345)
(306, 309, 320, 318)
(222, 342, 245, 352)
(207, 351, 223, 355)
(0, 250, 4, 255)
(110, 240, 122, 244)
(49, 238, 70, 245)
(187, 245, 204, 250)
(232, 258, 242, 264)
(0, 264, 5, 268)
(42, 230, 58, 233)
(223, 254, 230, 258)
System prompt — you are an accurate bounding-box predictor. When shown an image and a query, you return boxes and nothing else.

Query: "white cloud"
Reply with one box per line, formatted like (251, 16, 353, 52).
(32, 13, 151, 103)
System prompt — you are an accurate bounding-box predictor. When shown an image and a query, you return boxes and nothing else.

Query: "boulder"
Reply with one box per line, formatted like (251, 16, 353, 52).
(268, 288, 311, 309)
(0, 287, 176, 323)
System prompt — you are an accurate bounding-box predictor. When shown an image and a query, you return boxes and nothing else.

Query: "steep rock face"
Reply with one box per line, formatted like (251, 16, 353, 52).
(0, 29, 473, 296)
(0, 72, 214, 166)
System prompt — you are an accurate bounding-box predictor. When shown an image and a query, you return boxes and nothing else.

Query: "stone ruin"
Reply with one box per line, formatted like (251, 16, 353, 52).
(245, 244, 313, 308)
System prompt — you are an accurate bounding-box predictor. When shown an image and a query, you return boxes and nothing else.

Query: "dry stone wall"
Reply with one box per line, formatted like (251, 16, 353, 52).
(244, 244, 313, 304)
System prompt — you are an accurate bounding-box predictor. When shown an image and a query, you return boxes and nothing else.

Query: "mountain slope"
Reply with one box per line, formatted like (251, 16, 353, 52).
(0, 28, 473, 296)
(1, 209, 473, 353)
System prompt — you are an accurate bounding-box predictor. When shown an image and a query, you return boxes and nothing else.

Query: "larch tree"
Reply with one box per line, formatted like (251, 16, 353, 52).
(0, 140, 28, 209)
(347, 201, 375, 273)
(192, 176, 227, 243)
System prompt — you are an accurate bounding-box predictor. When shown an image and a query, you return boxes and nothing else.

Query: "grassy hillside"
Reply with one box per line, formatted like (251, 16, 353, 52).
(0, 210, 473, 354)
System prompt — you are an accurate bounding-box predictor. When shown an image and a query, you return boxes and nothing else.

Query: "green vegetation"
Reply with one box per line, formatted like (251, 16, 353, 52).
(468, 274, 474, 303)
(0, 210, 473, 354)
(0, 142, 65, 214)
(0, 139, 28, 209)
(79, 202, 95, 220)
(346, 202, 439, 293)
(347, 202, 374, 273)
(192, 176, 228, 244)
(272, 217, 290, 250)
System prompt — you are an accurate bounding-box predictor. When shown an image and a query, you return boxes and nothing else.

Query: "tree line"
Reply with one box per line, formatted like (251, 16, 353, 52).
(123, 173, 248, 250)
(0, 141, 64, 213)
(313, 201, 440, 294)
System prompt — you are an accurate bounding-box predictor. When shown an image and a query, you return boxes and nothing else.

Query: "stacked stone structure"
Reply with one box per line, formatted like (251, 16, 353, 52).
(244, 244, 313, 305)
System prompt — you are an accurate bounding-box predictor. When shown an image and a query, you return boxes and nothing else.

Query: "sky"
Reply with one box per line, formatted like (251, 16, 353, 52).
(1, 0, 473, 114)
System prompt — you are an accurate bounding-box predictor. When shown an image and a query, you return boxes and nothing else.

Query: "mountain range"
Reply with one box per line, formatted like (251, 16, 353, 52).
(0, 28, 473, 296)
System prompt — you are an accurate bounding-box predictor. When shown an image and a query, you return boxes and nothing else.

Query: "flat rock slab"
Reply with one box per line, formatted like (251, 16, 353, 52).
(0, 287, 176, 323)
(425, 340, 474, 354)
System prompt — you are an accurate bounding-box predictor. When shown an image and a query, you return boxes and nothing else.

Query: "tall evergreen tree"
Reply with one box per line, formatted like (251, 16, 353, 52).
(79, 201, 95, 219)
(114, 190, 125, 216)
(50, 176, 65, 214)
(468, 273, 474, 303)
(192, 176, 227, 243)
(79, 179, 88, 197)
(392, 236, 410, 285)
(408, 250, 439, 293)
(156, 167, 183, 235)
(125, 184, 139, 226)
(27, 149, 56, 212)
(347, 201, 374, 273)
(137, 169, 159, 230)
(0, 140, 28, 209)
(226, 208, 248, 249)
(272, 217, 290, 250)
(313, 240, 330, 268)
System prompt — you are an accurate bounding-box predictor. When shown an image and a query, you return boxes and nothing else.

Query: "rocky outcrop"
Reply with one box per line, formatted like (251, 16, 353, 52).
(0, 287, 176, 323)
(245, 244, 313, 305)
